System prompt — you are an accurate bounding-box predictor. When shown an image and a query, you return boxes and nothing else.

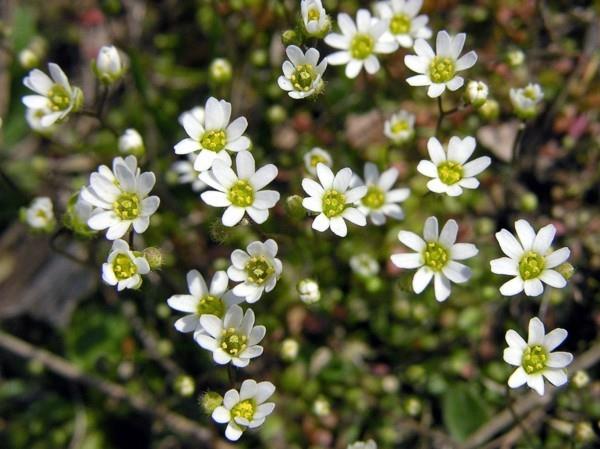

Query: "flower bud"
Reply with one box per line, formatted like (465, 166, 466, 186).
(63, 192, 96, 238)
(575, 422, 595, 443)
(312, 396, 331, 416)
(505, 48, 525, 67)
(281, 30, 300, 46)
(94, 45, 125, 84)
(297, 278, 320, 304)
(266, 104, 287, 125)
(465, 80, 488, 108)
(118, 129, 145, 156)
(200, 391, 223, 414)
(519, 192, 538, 212)
(285, 195, 306, 220)
(18, 48, 40, 69)
(209, 58, 232, 84)
(557, 263, 575, 280)
(143, 247, 163, 270)
(20, 197, 56, 233)
(478, 98, 500, 121)
(280, 338, 299, 361)
(174, 375, 195, 397)
(572, 370, 589, 388)
(510, 83, 544, 120)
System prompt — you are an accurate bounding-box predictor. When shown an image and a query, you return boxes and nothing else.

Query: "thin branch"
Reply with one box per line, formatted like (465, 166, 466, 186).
(0, 330, 213, 444)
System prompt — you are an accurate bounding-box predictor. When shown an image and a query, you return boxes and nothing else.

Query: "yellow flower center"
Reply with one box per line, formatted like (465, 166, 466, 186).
(519, 251, 545, 280)
(429, 57, 456, 83)
(307, 7, 320, 21)
(291, 64, 318, 92)
(220, 327, 248, 357)
(350, 33, 374, 60)
(522, 344, 548, 374)
(437, 161, 463, 185)
(310, 155, 328, 168)
(422, 241, 449, 271)
(227, 180, 254, 207)
(196, 295, 226, 317)
(390, 13, 411, 35)
(231, 399, 256, 421)
(322, 189, 346, 218)
(391, 120, 409, 134)
(362, 186, 385, 209)
(47, 84, 71, 111)
(201, 129, 227, 152)
(113, 192, 141, 220)
(244, 256, 275, 285)
(112, 253, 137, 280)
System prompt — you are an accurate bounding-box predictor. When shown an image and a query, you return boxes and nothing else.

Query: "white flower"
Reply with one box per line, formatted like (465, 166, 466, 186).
(349, 253, 379, 277)
(504, 317, 573, 396)
(81, 155, 160, 240)
(278, 46, 327, 99)
(95, 45, 125, 84)
(325, 9, 398, 79)
(302, 164, 367, 237)
(22, 63, 83, 127)
(227, 239, 282, 303)
(173, 97, 250, 171)
(353, 162, 410, 225)
(375, 0, 431, 48)
(200, 151, 280, 227)
(171, 154, 207, 192)
(404, 30, 477, 97)
(417, 136, 491, 197)
(178, 106, 204, 126)
(490, 220, 570, 297)
(102, 239, 150, 291)
(304, 147, 333, 175)
(22, 197, 55, 231)
(390, 217, 478, 302)
(167, 270, 243, 337)
(211, 379, 276, 441)
(195, 305, 265, 367)
(301, 0, 331, 37)
(384, 110, 415, 144)
(298, 278, 321, 304)
(510, 83, 544, 119)
(348, 440, 378, 449)
(465, 80, 488, 107)
(118, 128, 144, 155)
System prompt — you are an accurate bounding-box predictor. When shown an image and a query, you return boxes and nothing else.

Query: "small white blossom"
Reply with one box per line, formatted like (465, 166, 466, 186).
(280, 338, 299, 361)
(510, 83, 544, 119)
(81, 155, 160, 240)
(22, 63, 83, 127)
(304, 147, 333, 175)
(174, 97, 250, 171)
(195, 305, 265, 367)
(348, 440, 378, 449)
(22, 197, 55, 231)
(95, 45, 125, 84)
(504, 317, 573, 395)
(302, 164, 367, 237)
(384, 110, 415, 144)
(227, 239, 282, 303)
(490, 220, 570, 297)
(118, 128, 144, 155)
(211, 379, 276, 441)
(350, 253, 379, 277)
(200, 151, 280, 227)
(102, 239, 150, 291)
(278, 45, 327, 99)
(404, 30, 477, 97)
(417, 136, 491, 197)
(167, 270, 243, 337)
(171, 154, 206, 192)
(391, 217, 478, 302)
(301, 0, 331, 37)
(353, 162, 410, 225)
(325, 9, 398, 79)
(297, 278, 321, 304)
(465, 80, 489, 107)
(375, 0, 432, 48)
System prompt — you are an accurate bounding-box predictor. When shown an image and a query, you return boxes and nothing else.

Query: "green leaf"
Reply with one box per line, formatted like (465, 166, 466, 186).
(442, 382, 490, 441)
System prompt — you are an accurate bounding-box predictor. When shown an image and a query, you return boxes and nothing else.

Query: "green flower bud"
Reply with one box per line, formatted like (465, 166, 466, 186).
(280, 338, 299, 361)
(519, 192, 539, 212)
(200, 391, 223, 414)
(285, 195, 306, 220)
(209, 58, 232, 84)
(19, 48, 40, 69)
(403, 396, 422, 417)
(281, 30, 300, 46)
(557, 263, 574, 280)
(505, 48, 525, 67)
(465, 80, 489, 108)
(143, 247, 163, 270)
(250, 49, 268, 67)
(574, 422, 595, 443)
(266, 105, 287, 125)
(174, 375, 195, 397)
(312, 396, 331, 416)
(478, 98, 500, 121)
(572, 370, 589, 388)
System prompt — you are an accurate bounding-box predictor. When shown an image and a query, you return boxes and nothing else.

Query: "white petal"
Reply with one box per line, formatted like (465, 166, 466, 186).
(490, 257, 519, 275)
(333, 167, 352, 192)
(423, 216, 438, 241)
(398, 231, 426, 251)
(446, 76, 464, 91)
(326, 50, 352, 65)
(546, 352, 573, 369)
(505, 329, 527, 350)
(212, 406, 231, 424)
(462, 156, 491, 177)
(329, 216, 347, 237)
(316, 164, 334, 189)
(417, 160, 438, 178)
(433, 273, 452, 301)
(528, 317, 545, 345)
(527, 374, 545, 396)
(167, 294, 197, 313)
(222, 206, 245, 227)
(404, 54, 428, 73)
(451, 243, 478, 260)
(412, 266, 433, 293)
(507, 367, 528, 388)
(406, 74, 431, 86)
(439, 219, 458, 246)
(250, 164, 278, 190)
(302, 178, 325, 198)
(533, 224, 556, 254)
(539, 270, 567, 288)
(413, 38, 434, 58)
(312, 213, 330, 232)
(496, 229, 524, 259)
(427, 137, 446, 165)
(503, 347, 523, 366)
(543, 369, 568, 387)
(456, 51, 477, 70)
(391, 252, 423, 269)
(543, 328, 568, 352)
(201, 190, 230, 207)
(345, 59, 363, 79)
(499, 277, 524, 296)
(545, 247, 570, 268)
(427, 83, 446, 98)
(523, 279, 544, 297)
(442, 260, 471, 283)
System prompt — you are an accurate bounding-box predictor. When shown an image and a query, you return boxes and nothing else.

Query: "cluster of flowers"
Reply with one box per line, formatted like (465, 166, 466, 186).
(16, 0, 571, 445)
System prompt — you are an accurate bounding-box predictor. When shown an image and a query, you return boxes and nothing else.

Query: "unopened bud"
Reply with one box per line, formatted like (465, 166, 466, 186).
(143, 247, 163, 270)
(209, 58, 232, 84)
(200, 391, 223, 414)
(118, 129, 145, 157)
(572, 370, 589, 388)
(282, 30, 300, 46)
(174, 375, 195, 397)
(465, 80, 488, 108)
(557, 263, 574, 280)
(478, 98, 500, 121)
(298, 278, 320, 304)
(280, 338, 299, 361)
(94, 45, 126, 84)
(285, 195, 305, 220)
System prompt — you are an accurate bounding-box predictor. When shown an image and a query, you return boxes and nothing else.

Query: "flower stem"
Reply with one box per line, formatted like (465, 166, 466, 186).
(505, 385, 539, 449)
(227, 365, 236, 388)
(128, 230, 135, 248)
(511, 122, 526, 163)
